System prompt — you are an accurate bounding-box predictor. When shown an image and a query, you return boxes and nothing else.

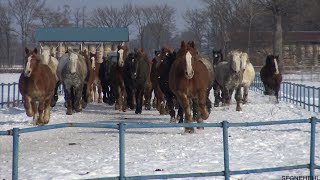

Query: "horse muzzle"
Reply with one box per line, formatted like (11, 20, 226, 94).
(185, 70, 194, 79)
(24, 70, 32, 77)
(131, 73, 137, 79)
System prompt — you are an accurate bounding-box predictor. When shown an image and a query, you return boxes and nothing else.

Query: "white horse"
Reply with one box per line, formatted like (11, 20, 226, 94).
(40, 45, 59, 82)
(239, 52, 255, 104)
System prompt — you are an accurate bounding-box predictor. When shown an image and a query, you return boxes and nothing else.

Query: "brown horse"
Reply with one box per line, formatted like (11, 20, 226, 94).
(150, 50, 167, 114)
(110, 45, 128, 112)
(88, 52, 103, 103)
(169, 41, 210, 133)
(19, 48, 56, 125)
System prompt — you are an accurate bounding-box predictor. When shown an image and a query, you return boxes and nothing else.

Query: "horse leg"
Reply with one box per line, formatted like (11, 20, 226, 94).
(50, 81, 60, 107)
(243, 86, 249, 104)
(135, 88, 144, 114)
(213, 82, 221, 107)
(24, 96, 33, 117)
(31, 100, 38, 125)
(177, 105, 184, 123)
(158, 91, 167, 115)
(235, 87, 242, 111)
(166, 95, 176, 123)
(74, 86, 83, 112)
(98, 81, 103, 103)
(43, 98, 51, 124)
(198, 90, 209, 120)
(176, 92, 193, 133)
(114, 86, 121, 110)
(81, 83, 88, 109)
(275, 84, 281, 103)
(37, 100, 45, 125)
(206, 88, 212, 114)
(64, 85, 73, 115)
(121, 83, 127, 112)
(192, 98, 199, 122)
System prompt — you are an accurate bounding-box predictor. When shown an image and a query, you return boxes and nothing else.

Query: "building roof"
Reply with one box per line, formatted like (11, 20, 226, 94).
(35, 27, 129, 42)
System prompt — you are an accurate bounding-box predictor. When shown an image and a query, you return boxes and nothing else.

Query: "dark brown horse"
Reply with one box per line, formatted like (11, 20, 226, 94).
(19, 48, 56, 125)
(169, 41, 210, 133)
(110, 45, 128, 112)
(260, 55, 282, 103)
(150, 50, 167, 114)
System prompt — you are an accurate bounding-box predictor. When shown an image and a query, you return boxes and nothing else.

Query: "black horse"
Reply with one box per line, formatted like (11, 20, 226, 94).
(260, 55, 282, 103)
(212, 49, 224, 107)
(99, 54, 116, 105)
(124, 48, 150, 114)
(158, 47, 184, 123)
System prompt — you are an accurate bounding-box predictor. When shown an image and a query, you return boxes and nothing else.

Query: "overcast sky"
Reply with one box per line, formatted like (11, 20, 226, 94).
(46, 0, 205, 35)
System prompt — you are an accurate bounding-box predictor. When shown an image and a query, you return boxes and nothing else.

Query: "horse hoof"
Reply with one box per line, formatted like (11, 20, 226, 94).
(170, 117, 176, 123)
(98, 99, 102, 103)
(135, 110, 142, 114)
(66, 110, 72, 115)
(197, 127, 204, 130)
(236, 107, 242, 111)
(184, 127, 195, 133)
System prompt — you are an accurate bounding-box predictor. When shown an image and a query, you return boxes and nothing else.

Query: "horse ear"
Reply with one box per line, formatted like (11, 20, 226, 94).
(25, 48, 29, 55)
(191, 41, 195, 48)
(181, 41, 186, 48)
(33, 48, 38, 54)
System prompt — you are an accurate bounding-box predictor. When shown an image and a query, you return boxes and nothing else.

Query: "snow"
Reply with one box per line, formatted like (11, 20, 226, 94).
(0, 73, 320, 180)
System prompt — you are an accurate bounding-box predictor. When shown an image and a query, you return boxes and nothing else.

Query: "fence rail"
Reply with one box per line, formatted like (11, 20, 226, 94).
(0, 118, 319, 180)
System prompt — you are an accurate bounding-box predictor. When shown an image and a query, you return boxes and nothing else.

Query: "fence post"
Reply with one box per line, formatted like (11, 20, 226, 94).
(12, 128, 19, 180)
(309, 117, 316, 179)
(13, 83, 16, 107)
(1, 83, 4, 108)
(304, 86, 306, 109)
(7, 84, 11, 107)
(118, 123, 126, 180)
(308, 86, 310, 111)
(222, 121, 230, 180)
(312, 87, 315, 112)
(300, 85, 302, 107)
(282, 82, 285, 101)
(289, 82, 292, 103)
(318, 88, 320, 112)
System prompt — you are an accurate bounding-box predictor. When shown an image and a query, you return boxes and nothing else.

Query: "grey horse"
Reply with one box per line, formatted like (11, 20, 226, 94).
(215, 50, 245, 111)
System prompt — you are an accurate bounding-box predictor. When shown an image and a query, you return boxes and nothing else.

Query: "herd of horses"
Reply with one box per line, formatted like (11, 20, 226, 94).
(18, 41, 283, 133)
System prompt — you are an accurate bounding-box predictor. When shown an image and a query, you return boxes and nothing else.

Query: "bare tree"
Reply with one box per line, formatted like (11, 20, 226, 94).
(0, 3, 13, 66)
(256, 0, 302, 67)
(90, 4, 133, 28)
(8, 0, 45, 63)
(36, 7, 71, 28)
(144, 4, 176, 49)
(184, 9, 207, 48)
(132, 6, 149, 48)
(74, 8, 82, 28)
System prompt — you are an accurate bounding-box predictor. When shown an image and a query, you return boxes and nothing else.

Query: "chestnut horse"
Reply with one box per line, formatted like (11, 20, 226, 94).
(110, 45, 128, 112)
(169, 41, 210, 133)
(88, 52, 103, 103)
(19, 48, 56, 125)
(260, 55, 282, 103)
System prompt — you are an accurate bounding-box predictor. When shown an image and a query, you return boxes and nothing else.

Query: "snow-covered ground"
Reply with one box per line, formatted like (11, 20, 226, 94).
(0, 73, 320, 180)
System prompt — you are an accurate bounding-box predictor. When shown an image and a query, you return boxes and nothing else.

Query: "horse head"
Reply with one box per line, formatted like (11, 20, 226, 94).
(212, 49, 223, 66)
(67, 50, 79, 74)
(228, 50, 243, 74)
(240, 52, 249, 71)
(266, 55, 280, 75)
(40, 45, 51, 65)
(117, 45, 128, 67)
(24, 48, 40, 77)
(89, 52, 97, 71)
(126, 52, 139, 79)
(177, 41, 198, 79)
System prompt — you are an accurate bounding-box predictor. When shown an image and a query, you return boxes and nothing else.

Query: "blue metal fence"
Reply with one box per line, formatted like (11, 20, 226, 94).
(0, 83, 64, 108)
(0, 118, 319, 180)
(1, 75, 320, 112)
(250, 75, 320, 112)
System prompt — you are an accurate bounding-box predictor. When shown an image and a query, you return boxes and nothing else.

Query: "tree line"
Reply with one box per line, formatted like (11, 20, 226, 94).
(0, 0, 319, 67)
